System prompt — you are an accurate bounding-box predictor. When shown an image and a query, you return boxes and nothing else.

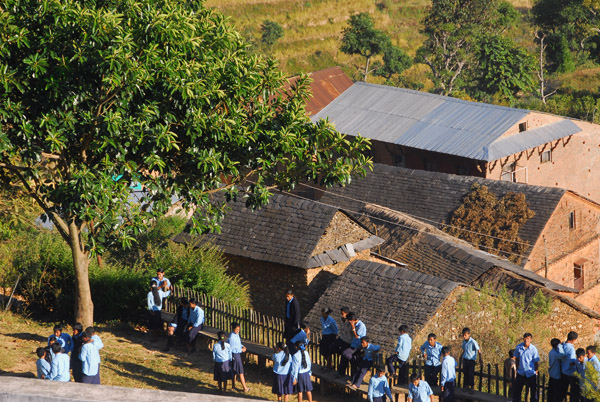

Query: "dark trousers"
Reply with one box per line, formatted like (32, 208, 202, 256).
(560, 374, 580, 402)
(372, 396, 389, 402)
(425, 364, 442, 386)
(386, 354, 408, 384)
(351, 359, 372, 387)
(442, 380, 455, 402)
(547, 377, 561, 402)
(513, 374, 538, 402)
(284, 321, 299, 342)
(82, 369, 101, 385)
(463, 359, 476, 387)
(338, 346, 356, 376)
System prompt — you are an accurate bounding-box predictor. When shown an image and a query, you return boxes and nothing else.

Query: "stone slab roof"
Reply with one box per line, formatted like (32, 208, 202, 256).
(305, 259, 459, 350)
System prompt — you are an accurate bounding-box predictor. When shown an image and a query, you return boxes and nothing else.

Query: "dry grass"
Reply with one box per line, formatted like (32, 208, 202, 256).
(0, 311, 350, 401)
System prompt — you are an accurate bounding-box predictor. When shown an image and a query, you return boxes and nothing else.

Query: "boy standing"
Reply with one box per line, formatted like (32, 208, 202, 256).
(440, 346, 456, 402)
(420, 333, 443, 386)
(548, 338, 564, 402)
(48, 326, 73, 354)
(408, 373, 433, 402)
(368, 366, 393, 402)
(79, 329, 101, 384)
(561, 331, 579, 402)
(340, 313, 366, 378)
(513, 333, 539, 402)
(335, 307, 353, 376)
(350, 336, 381, 389)
(36, 347, 51, 379)
(46, 343, 70, 382)
(386, 325, 411, 384)
(575, 348, 588, 402)
(504, 349, 516, 397)
(460, 327, 482, 393)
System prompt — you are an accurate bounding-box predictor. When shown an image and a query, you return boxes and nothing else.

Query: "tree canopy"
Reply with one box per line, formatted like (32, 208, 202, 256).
(0, 0, 372, 325)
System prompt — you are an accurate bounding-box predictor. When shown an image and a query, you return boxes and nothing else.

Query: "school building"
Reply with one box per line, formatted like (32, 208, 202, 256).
(173, 193, 384, 318)
(311, 82, 600, 203)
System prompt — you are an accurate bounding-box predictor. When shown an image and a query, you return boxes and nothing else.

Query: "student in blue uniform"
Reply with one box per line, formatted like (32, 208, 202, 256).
(147, 280, 170, 332)
(420, 333, 443, 386)
(440, 346, 456, 402)
(213, 331, 233, 393)
(47, 334, 65, 352)
(164, 297, 190, 351)
(575, 348, 588, 402)
(152, 268, 172, 292)
(340, 313, 366, 378)
(185, 298, 205, 355)
(408, 373, 433, 402)
(228, 322, 250, 392)
(547, 338, 564, 402)
(46, 342, 70, 382)
(36, 347, 51, 379)
(368, 366, 393, 402)
(586, 345, 600, 377)
(512, 332, 540, 402)
(386, 324, 411, 384)
(79, 329, 101, 384)
(289, 322, 310, 353)
(319, 307, 338, 370)
(460, 327, 482, 392)
(48, 326, 73, 355)
(86, 327, 103, 351)
(292, 341, 313, 402)
(560, 331, 579, 402)
(333, 307, 353, 376)
(350, 336, 381, 389)
(70, 323, 84, 382)
(284, 290, 301, 343)
(273, 342, 293, 402)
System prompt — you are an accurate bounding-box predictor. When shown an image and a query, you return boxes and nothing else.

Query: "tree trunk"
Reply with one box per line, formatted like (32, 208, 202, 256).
(68, 222, 94, 327)
(364, 56, 371, 82)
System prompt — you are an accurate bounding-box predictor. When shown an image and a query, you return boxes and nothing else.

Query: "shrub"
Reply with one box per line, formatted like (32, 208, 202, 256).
(261, 20, 283, 48)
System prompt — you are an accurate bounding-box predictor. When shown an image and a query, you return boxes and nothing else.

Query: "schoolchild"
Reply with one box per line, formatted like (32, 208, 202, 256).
(48, 326, 73, 354)
(386, 324, 411, 384)
(341, 312, 366, 378)
(289, 322, 310, 353)
(368, 366, 393, 402)
(86, 327, 103, 351)
(334, 307, 353, 376)
(184, 297, 204, 355)
(228, 322, 250, 392)
(504, 349, 517, 397)
(152, 268, 172, 292)
(586, 345, 600, 377)
(319, 307, 339, 370)
(147, 280, 170, 331)
(291, 341, 313, 402)
(350, 336, 381, 389)
(213, 331, 233, 393)
(36, 347, 51, 379)
(440, 346, 456, 402)
(46, 336, 59, 361)
(70, 323, 84, 382)
(407, 373, 433, 402)
(420, 333, 443, 386)
(512, 332, 540, 402)
(460, 327, 482, 392)
(79, 329, 101, 384)
(284, 290, 301, 342)
(164, 297, 189, 351)
(560, 331, 579, 402)
(547, 338, 564, 402)
(575, 348, 588, 402)
(46, 342, 70, 382)
(273, 342, 293, 402)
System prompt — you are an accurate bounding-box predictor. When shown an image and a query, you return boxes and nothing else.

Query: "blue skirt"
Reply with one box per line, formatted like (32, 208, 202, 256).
(272, 373, 293, 395)
(232, 353, 244, 375)
(295, 371, 313, 392)
(213, 361, 232, 382)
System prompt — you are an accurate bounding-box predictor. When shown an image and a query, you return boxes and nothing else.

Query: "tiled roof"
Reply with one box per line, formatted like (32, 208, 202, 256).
(173, 193, 383, 269)
(305, 259, 459, 351)
(314, 164, 566, 262)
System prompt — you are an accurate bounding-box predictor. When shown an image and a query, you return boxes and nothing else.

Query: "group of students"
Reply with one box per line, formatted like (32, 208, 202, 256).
(35, 324, 103, 384)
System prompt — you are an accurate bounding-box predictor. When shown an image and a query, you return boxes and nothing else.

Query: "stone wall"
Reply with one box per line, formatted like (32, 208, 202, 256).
(312, 211, 371, 255)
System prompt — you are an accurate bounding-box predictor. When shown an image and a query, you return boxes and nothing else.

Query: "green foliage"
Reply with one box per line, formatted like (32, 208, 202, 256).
(373, 43, 413, 80)
(546, 34, 576, 74)
(527, 289, 552, 316)
(260, 20, 284, 48)
(445, 183, 535, 264)
(580, 362, 600, 401)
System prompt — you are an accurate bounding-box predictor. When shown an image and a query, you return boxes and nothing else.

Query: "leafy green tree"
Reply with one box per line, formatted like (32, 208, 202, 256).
(0, 0, 371, 326)
(475, 35, 536, 100)
(260, 20, 284, 49)
(372, 43, 412, 82)
(340, 12, 391, 82)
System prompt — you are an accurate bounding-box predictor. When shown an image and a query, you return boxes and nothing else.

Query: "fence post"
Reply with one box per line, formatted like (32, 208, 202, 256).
(495, 364, 499, 395)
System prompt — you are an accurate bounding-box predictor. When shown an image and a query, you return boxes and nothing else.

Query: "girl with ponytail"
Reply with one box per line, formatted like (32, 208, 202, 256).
(272, 341, 293, 401)
(147, 280, 170, 333)
(212, 331, 233, 393)
(292, 341, 313, 402)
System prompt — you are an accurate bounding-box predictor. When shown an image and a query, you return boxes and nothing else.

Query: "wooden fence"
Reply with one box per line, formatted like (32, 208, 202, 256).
(166, 286, 554, 401)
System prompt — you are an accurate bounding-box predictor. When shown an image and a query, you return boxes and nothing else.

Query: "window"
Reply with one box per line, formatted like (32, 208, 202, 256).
(501, 162, 517, 182)
(423, 159, 438, 172)
(541, 150, 551, 164)
(569, 211, 576, 229)
(519, 122, 528, 132)
(574, 263, 584, 290)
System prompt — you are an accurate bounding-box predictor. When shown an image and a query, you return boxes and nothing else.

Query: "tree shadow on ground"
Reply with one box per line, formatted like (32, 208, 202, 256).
(0, 370, 36, 378)
(4, 332, 47, 343)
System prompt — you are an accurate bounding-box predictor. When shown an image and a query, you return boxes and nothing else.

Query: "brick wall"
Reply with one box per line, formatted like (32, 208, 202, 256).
(312, 211, 371, 255)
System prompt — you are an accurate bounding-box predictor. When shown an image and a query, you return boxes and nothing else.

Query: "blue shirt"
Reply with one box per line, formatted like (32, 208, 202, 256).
(290, 329, 309, 347)
(273, 351, 292, 375)
(320, 316, 339, 336)
(151, 275, 171, 289)
(188, 306, 205, 327)
(213, 342, 232, 363)
(350, 321, 367, 349)
(47, 336, 66, 350)
(79, 342, 100, 376)
(408, 380, 433, 402)
(228, 332, 244, 354)
(395, 333, 412, 361)
(47, 353, 70, 382)
(440, 355, 456, 385)
(363, 343, 381, 362)
(514, 342, 539, 378)
(420, 341, 443, 366)
(368, 375, 393, 402)
(549, 346, 565, 379)
(92, 334, 103, 351)
(562, 342, 577, 376)
(147, 289, 170, 311)
(37, 358, 51, 379)
(291, 350, 312, 382)
(286, 298, 294, 319)
(462, 337, 480, 360)
(589, 355, 600, 373)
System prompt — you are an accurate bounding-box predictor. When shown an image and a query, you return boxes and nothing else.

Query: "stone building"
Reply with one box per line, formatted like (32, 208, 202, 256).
(304, 164, 600, 312)
(312, 82, 600, 202)
(174, 193, 384, 317)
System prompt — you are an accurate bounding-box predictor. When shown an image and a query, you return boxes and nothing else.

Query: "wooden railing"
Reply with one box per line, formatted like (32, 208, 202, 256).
(165, 286, 555, 401)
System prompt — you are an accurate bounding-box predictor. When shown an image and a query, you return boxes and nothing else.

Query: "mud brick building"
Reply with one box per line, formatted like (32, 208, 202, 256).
(303, 164, 600, 312)
(174, 193, 384, 317)
(312, 82, 600, 202)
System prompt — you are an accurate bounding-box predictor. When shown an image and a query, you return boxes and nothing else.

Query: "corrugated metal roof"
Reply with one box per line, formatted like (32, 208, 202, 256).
(313, 82, 581, 161)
